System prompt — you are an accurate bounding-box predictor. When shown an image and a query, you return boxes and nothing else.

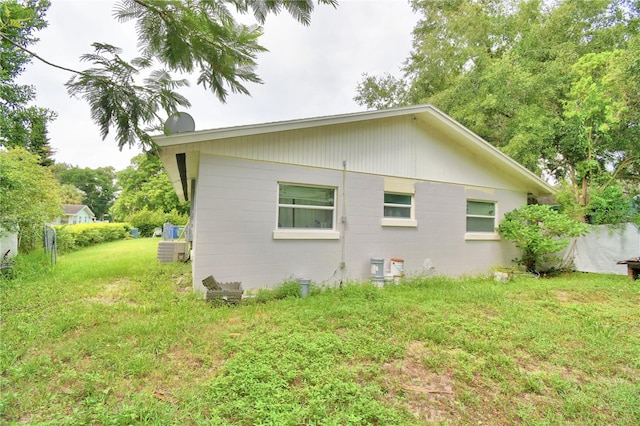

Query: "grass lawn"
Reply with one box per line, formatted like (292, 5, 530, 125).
(1, 238, 638, 425)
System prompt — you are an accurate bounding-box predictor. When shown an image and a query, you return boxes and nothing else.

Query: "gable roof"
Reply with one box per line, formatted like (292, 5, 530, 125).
(155, 104, 555, 201)
(62, 204, 95, 217)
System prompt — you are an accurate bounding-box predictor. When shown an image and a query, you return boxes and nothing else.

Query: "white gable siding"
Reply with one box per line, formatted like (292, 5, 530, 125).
(163, 115, 528, 193)
(191, 154, 523, 291)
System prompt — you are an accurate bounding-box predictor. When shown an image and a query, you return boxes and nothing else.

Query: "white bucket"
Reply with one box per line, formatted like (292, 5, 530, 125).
(390, 258, 405, 279)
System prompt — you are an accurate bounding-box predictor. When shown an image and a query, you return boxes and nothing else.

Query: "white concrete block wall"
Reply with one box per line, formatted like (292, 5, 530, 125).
(191, 155, 524, 293)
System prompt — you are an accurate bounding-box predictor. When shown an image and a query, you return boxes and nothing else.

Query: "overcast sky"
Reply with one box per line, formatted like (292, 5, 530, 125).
(19, 0, 419, 170)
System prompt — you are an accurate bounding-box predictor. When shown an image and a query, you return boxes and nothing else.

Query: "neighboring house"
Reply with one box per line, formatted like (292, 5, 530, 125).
(155, 104, 555, 293)
(52, 204, 96, 225)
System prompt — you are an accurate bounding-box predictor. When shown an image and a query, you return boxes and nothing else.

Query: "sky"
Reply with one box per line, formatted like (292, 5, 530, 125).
(19, 0, 420, 170)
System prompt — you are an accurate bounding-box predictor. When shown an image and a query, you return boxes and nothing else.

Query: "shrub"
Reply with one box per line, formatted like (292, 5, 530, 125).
(252, 281, 303, 303)
(54, 223, 131, 253)
(497, 204, 588, 272)
(586, 184, 635, 225)
(556, 181, 639, 225)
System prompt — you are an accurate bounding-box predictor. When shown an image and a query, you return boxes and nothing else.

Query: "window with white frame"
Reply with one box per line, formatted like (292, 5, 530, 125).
(384, 193, 413, 219)
(277, 184, 335, 229)
(466, 200, 496, 233)
(381, 177, 417, 227)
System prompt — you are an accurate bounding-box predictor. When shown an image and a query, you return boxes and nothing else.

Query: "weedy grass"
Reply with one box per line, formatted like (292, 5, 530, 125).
(1, 238, 639, 425)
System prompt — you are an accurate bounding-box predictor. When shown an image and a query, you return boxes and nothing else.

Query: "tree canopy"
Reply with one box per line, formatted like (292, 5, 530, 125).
(0, 147, 62, 249)
(0, 0, 56, 165)
(53, 164, 118, 220)
(110, 153, 189, 222)
(355, 0, 639, 218)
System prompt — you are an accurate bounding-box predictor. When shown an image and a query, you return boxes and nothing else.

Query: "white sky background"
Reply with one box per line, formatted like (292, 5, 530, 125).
(19, 0, 419, 170)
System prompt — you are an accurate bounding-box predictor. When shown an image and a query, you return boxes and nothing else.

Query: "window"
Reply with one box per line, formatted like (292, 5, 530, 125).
(274, 184, 339, 239)
(384, 193, 412, 218)
(382, 192, 417, 227)
(466, 200, 496, 233)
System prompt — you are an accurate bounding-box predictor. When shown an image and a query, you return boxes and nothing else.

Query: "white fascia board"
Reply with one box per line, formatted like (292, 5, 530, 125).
(153, 105, 438, 147)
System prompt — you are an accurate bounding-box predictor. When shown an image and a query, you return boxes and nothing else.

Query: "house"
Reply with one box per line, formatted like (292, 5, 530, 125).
(52, 204, 96, 225)
(155, 104, 555, 294)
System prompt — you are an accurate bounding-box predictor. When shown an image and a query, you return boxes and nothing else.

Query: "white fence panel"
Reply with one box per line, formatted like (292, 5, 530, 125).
(570, 223, 639, 275)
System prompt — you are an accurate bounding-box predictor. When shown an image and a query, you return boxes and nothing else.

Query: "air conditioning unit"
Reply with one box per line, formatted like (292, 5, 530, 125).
(157, 241, 187, 263)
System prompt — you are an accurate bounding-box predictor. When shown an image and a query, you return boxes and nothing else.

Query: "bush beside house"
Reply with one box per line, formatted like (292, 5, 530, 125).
(497, 204, 589, 272)
(54, 223, 131, 253)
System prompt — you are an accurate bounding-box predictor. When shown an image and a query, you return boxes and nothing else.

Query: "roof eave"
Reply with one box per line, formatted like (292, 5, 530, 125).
(154, 104, 556, 197)
(153, 105, 440, 147)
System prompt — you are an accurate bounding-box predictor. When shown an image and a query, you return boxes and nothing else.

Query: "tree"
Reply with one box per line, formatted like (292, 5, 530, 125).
(110, 153, 188, 221)
(53, 164, 117, 220)
(0, 147, 62, 250)
(59, 183, 84, 204)
(559, 49, 639, 209)
(354, 73, 409, 111)
(0, 0, 56, 165)
(355, 0, 639, 216)
(497, 204, 588, 272)
(1, 0, 338, 152)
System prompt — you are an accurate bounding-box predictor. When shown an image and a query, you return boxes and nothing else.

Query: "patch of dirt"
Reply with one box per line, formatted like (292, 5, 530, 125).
(554, 290, 612, 304)
(85, 279, 130, 305)
(382, 341, 456, 423)
(162, 347, 222, 385)
(555, 290, 571, 302)
(166, 348, 206, 370)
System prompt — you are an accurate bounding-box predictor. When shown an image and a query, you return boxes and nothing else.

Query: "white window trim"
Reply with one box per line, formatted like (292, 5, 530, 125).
(275, 182, 339, 240)
(465, 231, 501, 241)
(273, 229, 340, 240)
(465, 199, 499, 238)
(382, 192, 416, 228)
(382, 218, 418, 227)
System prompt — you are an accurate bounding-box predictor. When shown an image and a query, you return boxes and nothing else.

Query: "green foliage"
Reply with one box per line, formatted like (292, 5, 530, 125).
(54, 223, 131, 253)
(0, 0, 56, 165)
(0, 147, 62, 251)
(58, 183, 84, 204)
(63, 0, 337, 150)
(1, 249, 52, 285)
(125, 207, 188, 237)
(357, 0, 640, 204)
(65, 44, 191, 150)
(252, 280, 304, 302)
(3, 1, 337, 152)
(353, 73, 409, 110)
(497, 204, 588, 272)
(53, 163, 117, 219)
(555, 180, 639, 225)
(586, 183, 635, 225)
(110, 153, 188, 221)
(554, 181, 587, 222)
(560, 48, 639, 205)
